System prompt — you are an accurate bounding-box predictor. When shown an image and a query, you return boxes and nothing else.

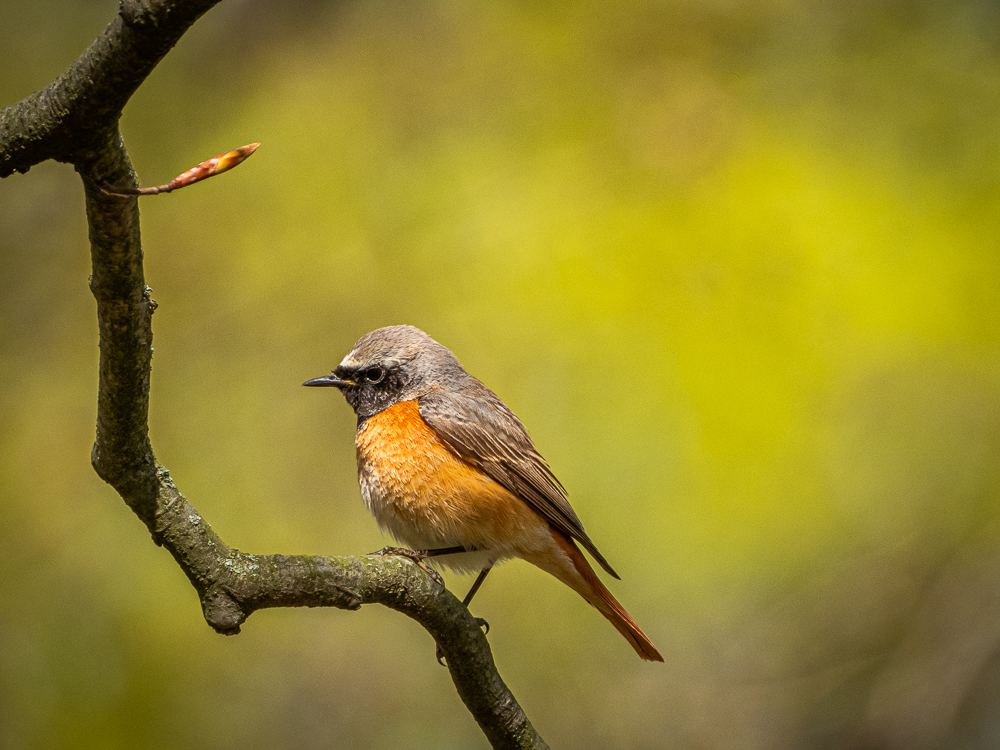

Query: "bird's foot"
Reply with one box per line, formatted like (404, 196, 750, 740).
(370, 546, 445, 588)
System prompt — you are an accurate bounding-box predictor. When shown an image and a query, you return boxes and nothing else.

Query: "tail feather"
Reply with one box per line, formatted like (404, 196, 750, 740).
(526, 528, 664, 663)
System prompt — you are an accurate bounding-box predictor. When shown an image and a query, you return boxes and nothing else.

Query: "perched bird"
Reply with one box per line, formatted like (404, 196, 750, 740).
(304, 325, 663, 662)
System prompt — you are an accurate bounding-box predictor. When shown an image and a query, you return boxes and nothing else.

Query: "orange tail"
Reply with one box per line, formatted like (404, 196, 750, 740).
(525, 528, 664, 662)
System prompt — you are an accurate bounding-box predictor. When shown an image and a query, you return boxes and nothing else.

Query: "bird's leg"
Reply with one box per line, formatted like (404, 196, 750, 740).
(462, 565, 492, 635)
(461, 565, 492, 608)
(437, 565, 493, 666)
(369, 545, 470, 588)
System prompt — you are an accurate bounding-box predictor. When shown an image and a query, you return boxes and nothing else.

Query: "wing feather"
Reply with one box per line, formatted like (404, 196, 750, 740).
(418, 388, 619, 579)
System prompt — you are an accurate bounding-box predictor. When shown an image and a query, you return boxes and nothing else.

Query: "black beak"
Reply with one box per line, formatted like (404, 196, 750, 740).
(302, 374, 354, 388)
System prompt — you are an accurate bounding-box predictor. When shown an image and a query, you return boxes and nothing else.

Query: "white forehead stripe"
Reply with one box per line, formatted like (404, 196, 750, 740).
(339, 351, 361, 369)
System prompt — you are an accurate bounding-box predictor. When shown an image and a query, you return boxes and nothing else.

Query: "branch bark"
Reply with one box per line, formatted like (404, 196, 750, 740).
(1, 2, 548, 748)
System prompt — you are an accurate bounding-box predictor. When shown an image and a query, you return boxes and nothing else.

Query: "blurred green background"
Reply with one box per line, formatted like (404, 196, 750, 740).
(3, 0, 1000, 747)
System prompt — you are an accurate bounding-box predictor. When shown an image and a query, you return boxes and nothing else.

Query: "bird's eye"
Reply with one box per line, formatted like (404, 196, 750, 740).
(364, 366, 385, 384)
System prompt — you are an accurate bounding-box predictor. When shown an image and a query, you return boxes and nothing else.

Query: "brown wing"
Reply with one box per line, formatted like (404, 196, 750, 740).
(418, 388, 620, 579)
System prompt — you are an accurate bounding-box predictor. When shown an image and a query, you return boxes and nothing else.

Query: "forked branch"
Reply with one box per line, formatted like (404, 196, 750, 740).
(0, 2, 547, 747)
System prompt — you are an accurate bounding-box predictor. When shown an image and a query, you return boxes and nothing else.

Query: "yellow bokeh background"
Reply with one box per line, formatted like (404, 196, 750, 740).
(3, 1, 1000, 748)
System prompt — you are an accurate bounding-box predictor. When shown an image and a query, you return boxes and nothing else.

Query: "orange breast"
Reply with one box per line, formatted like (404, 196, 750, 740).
(355, 400, 548, 561)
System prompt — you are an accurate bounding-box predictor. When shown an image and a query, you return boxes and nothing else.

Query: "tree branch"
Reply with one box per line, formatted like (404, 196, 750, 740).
(1, 2, 548, 747)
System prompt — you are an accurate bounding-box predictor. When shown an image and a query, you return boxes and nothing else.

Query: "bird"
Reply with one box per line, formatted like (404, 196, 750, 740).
(303, 324, 663, 662)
